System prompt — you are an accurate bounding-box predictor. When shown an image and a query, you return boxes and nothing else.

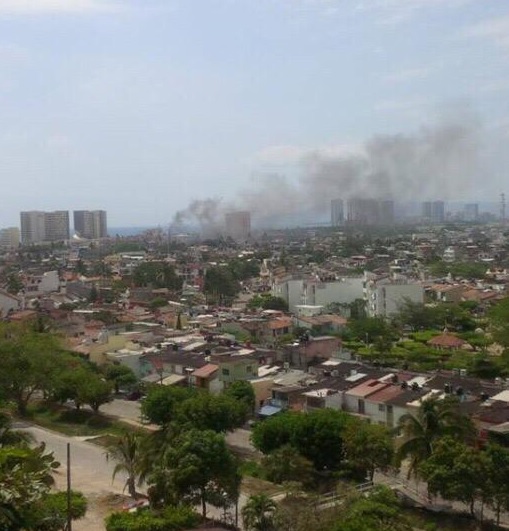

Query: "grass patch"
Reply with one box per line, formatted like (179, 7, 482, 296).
(27, 402, 134, 437)
(239, 459, 267, 480)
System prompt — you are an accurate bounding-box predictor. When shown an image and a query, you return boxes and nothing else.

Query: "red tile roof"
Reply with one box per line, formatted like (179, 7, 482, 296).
(427, 333, 467, 349)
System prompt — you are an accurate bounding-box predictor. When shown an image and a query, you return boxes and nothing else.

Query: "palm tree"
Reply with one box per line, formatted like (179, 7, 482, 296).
(105, 432, 145, 498)
(242, 494, 277, 531)
(395, 396, 475, 479)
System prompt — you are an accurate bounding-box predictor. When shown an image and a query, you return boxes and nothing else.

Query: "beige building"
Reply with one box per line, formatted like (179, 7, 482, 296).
(20, 210, 69, 243)
(0, 227, 20, 248)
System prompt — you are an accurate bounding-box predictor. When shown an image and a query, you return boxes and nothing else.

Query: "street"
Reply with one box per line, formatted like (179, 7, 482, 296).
(15, 420, 250, 530)
(15, 422, 127, 531)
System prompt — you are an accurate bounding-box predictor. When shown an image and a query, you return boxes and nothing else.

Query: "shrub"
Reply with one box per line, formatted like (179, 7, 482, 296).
(105, 505, 199, 531)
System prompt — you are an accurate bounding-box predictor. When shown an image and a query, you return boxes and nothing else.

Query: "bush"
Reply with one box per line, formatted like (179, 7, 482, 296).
(105, 505, 199, 531)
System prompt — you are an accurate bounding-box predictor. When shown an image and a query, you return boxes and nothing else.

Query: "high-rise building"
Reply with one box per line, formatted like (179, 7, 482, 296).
(20, 211, 46, 244)
(0, 227, 20, 248)
(422, 201, 445, 224)
(44, 211, 70, 242)
(73, 210, 108, 239)
(330, 199, 344, 227)
(346, 198, 394, 225)
(464, 203, 479, 222)
(20, 211, 70, 244)
(224, 211, 251, 241)
(378, 200, 395, 225)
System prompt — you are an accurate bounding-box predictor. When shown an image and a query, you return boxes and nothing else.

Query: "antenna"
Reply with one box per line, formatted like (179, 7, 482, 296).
(501, 193, 506, 225)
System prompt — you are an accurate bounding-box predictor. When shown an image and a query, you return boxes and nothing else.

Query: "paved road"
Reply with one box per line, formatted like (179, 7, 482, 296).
(15, 422, 127, 531)
(100, 398, 143, 422)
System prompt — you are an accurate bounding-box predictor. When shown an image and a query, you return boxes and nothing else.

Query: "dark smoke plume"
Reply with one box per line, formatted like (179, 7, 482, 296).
(173, 112, 479, 230)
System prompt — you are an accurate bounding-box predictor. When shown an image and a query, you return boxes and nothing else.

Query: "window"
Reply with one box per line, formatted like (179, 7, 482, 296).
(378, 404, 385, 412)
(246, 366, 252, 373)
(222, 368, 230, 376)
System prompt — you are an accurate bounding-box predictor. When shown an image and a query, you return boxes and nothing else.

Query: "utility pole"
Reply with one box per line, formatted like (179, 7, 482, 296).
(67, 442, 72, 531)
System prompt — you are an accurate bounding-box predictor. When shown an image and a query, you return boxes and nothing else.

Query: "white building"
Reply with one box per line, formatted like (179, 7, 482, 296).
(364, 275, 424, 318)
(272, 277, 364, 314)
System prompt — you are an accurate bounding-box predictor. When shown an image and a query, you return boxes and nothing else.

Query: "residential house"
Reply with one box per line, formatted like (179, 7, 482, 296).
(0, 289, 21, 318)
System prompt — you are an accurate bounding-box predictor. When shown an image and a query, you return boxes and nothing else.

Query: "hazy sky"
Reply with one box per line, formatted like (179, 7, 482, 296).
(1, 0, 509, 228)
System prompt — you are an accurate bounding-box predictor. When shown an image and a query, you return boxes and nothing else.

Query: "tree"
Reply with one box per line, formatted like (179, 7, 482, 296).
(103, 364, 137, 394)
(395, 397, 475, 479)
(252, 409, 353, 471)
(343, 421, 394, 481)
(0, 443, 86, 531)
(348, 317, 394, 344)
(89, 285, 99, 303)
(29, 491, 87, 531)
(106, 432, 146, 499)
(203, 266, 240, 305)
(141, 386, 196, 425)
(251, 412, 301, 455)
(420, 437, 488, 516)
(6, 272, 23, 295)
(262, 444, 314, 486)
(485, 444, 509, 525)
(224, 381, 256, 415)
(55, 367, 112, 412)
(292, 409, 352, 471)
(176, 392, 248, 432)
(489, 297, 509, 348)
(0, 323, 69, 416)
(132, 262, 182, 291)
(242, 494, 277, 531)
(80, 377, 113, 413)
(147, 429, 239, 518)
(334, 485, 412, 531)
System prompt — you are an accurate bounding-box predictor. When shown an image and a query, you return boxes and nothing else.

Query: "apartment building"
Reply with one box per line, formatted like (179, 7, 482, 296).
(0, 227, 20, 248)
(272, 276, 364, 314)
(364, 275, 424, 318)
(73, 210, 108, 239)
(20, 211, 69, 244)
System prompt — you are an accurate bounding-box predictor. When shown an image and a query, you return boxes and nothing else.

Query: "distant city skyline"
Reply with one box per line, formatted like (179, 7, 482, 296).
(0, 1, 509, 227)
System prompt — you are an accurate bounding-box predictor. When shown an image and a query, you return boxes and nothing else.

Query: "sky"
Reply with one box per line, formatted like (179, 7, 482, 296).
(1, 0, 509, 228)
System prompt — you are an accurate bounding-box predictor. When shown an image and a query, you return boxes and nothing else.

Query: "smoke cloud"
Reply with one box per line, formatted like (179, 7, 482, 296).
(173, 112, 480, 231)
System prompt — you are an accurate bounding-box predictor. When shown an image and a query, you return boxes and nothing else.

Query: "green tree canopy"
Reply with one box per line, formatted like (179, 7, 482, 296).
(333, 486, 412, 531)
(141, 386, 196, 425)
(343, 421, 394, 481)
(175, 392, 248, 432)
(203, 266, 240, 304)
(242, 493, 277, 531)
(395, 397, 476, 479)
(224, 381, 256, 415)
(132, 262, 182, 291)
(420, 437, 488, 515)
(103, 364, 137, 394)
(147, 429, 239, 518)
(252, 409, 353, 471)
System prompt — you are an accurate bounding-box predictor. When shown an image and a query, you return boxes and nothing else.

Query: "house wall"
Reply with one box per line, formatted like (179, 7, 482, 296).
(105, 351, 143, 377)
(0, 291, 21, 317)
(367, 283, 423, 318)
